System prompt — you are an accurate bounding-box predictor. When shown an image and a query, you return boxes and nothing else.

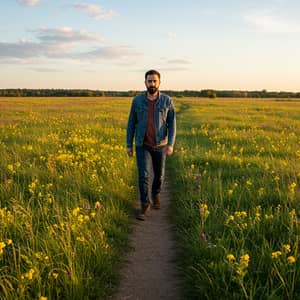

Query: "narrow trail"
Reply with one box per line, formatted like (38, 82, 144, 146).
(112, 174, 182, 300)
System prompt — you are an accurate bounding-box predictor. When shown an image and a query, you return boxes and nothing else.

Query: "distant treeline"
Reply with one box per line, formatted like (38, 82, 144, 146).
(1, 88, 300, 98)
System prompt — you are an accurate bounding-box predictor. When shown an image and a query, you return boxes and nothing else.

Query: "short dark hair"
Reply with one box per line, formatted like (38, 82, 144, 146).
(145, 69, 160, 80)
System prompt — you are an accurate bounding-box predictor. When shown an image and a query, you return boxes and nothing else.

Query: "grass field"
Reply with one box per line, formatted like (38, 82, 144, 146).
(169, 98, 300, 299)
(0, 97, 300, 299)
(0, 97, 136, 300)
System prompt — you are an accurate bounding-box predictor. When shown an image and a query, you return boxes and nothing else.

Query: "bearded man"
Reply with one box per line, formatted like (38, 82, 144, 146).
(126, 69, 176, 220)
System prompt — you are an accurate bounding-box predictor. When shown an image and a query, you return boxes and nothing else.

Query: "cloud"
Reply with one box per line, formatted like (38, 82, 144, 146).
(0, 40, 47, 60)
(75, 46, 142, 60)
(32, 27, 103, 44)
(0, 39, 73, 63)
(0, 27, 140, 63)
(73, 3, 116, 20)
(244, 10, 300, 34)
(16, 0, 40, 6)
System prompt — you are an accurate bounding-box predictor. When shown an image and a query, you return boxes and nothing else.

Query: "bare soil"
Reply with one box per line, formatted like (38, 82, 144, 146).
(112, 176, 182, 300)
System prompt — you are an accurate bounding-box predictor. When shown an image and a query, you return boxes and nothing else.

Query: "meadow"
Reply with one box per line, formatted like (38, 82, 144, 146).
(169, 98, 300, 299)
(0, 97, 136, 300)
(1, 96, 300, 300)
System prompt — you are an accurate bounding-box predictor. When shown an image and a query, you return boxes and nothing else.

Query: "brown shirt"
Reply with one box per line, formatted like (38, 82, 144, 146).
(143, 98, 157, 147)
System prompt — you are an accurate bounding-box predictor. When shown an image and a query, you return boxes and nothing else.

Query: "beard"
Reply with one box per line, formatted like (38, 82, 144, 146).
(147, 86, 158, 95)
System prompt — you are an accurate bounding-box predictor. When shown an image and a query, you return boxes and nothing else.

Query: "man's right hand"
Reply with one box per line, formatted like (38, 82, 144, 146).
(127, 148, 133, 157)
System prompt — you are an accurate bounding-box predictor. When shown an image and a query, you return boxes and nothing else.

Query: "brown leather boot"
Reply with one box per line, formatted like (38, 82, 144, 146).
(152, 194, 160, 209)
(136, 202, 151, 221)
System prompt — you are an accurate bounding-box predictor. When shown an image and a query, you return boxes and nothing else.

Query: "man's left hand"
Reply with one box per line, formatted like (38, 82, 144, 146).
(166, 145, 174, 156)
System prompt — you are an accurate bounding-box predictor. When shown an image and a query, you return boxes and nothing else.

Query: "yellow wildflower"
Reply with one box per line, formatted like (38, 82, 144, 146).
(272, 251, 282, 259)
(39, 296, 47, 300)
(246, 180, 252, 186)
(52, 272, 59, 279)
(72, 207, 81, 217)
(234, 211, 247, 218)
(287, 256, 296, 264)
(255, 212, 261, 221)
(264, 214, 273, 220)
(227, 254, 235, 262)
(0, 242, 6, 255)
(235, 211, 241, 217)
(274, 175, 280, 182)
(76, 236, 85, 242)
(28, 179, 38, 194)
(94, 201, 102, 209)
(35, 252, 43, 259)
(240, 254, 250, 267)
(283, 244, 291, 253)
(258, 187, 265, 196)
(240, 211, 247, 218)
(7, 164, 14, 173)
(25, 268, 35, 280)
(227, 189, 233, 195)
(226, 215, 234, 224)
(199, 203, 209, 216)
(241, 223, 248, 230)
(77, 214, 84, 223)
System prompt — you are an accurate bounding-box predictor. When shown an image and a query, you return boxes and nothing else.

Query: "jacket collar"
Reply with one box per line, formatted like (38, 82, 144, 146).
(143, 91, 160, 103)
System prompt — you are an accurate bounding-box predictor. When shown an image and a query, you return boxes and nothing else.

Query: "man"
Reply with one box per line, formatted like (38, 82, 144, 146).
(126, 69, 176, 220)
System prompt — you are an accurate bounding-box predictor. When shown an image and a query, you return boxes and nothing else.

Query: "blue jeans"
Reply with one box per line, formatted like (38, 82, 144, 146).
(135, 145, 167, 205)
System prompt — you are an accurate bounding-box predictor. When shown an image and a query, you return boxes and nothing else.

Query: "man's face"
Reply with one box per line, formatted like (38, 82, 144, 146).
(145, 74, 160, 95)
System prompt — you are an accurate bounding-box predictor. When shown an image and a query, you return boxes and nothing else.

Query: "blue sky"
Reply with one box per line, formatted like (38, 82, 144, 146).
(1, 0, 300, 91)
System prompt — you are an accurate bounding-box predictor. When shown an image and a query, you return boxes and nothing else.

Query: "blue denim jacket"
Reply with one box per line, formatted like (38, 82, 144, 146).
(126, 91, 176, 148)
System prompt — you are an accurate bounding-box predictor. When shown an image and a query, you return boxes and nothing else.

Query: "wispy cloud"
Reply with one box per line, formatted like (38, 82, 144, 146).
(73, 3, 117, 20)
(0, 27, 103, 62)
(0, 40, 47, 61)
(0, 27, 140, 63)
(16, 0, 40, 6)
(75, 46, 142, 61)
(155, 58, 191, 71)
(244, 10, 300, 34)
(32, 27, 104, 44)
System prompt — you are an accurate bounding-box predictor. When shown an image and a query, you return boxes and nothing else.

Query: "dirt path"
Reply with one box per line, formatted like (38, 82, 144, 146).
(112, 175, 182, 300)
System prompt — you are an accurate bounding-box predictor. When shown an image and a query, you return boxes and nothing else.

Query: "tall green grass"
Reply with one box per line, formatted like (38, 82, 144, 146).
(0, 97, 136, 300)
(169, 98, 300, 299)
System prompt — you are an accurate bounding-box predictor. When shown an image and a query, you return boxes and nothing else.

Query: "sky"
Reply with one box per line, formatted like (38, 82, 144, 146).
(1, 0, 300, 91)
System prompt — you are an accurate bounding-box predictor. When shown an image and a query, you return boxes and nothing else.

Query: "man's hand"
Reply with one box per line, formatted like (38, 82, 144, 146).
(166, 145, 174, 156)
(127, 147, 133, 157)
